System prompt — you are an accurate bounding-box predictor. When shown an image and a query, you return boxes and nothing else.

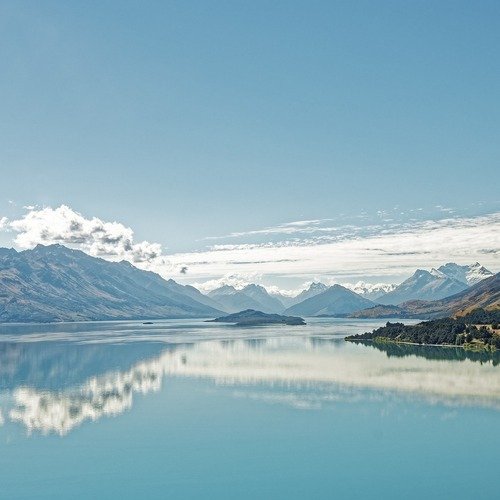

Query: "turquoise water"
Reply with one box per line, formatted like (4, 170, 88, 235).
(1, 318, 499, 499)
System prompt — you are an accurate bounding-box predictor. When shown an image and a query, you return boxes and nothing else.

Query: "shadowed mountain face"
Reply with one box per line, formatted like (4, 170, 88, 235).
(208, 284, 284, 313)
(284, 284, 375, 317)
(0, 244, 223, 322)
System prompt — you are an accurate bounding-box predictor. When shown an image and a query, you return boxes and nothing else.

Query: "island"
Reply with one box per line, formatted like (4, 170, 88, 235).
(207, 309, 306, 326)
(345, 308, 500, 351)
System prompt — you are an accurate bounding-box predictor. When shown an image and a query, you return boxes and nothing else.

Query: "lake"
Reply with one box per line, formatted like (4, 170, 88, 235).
(1, 318, 499, 499)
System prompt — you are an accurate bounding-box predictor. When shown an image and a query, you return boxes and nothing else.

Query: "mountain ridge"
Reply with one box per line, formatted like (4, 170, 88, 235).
(377, 269, 468, 305)
(0, 244, 223, 322)
(351, 272, 500, 319)
(208, 284, 284, 313)
(284, 284, 375, 317)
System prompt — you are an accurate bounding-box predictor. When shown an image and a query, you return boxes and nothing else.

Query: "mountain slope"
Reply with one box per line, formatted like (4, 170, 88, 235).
(270, 282, 328, 308)
(291, 282, 329, 306)
(377, 269, 468, 305)
(0, 244, 223, 322)
(162, 279, 226, 312)
(352, 273, 500, 319)
(240, 284, 285, 312)
(403, 272, 500, 318)
(285, 284, 375, 316)
(208, 285, 265, 313)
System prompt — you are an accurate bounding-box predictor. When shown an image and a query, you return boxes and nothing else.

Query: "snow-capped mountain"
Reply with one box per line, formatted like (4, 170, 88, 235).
(199, 262, 494, 313)
(437, 262, 493, 286)
(343, 281, 397, 301)
(377, 269, 468, 305)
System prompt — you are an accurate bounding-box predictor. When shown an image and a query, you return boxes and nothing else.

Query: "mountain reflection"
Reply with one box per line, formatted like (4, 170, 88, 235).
(2, 337, 500, 435)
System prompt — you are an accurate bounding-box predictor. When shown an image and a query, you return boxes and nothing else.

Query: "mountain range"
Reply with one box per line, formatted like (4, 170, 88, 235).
(0, 244, 223, 322)
(351, 272, 500, 319)
(208, 284, 285, 313)
(270, 282, 328, 308)
(343, 282, 397, 301)
(377, 263, 493, 305)
(0, 243, 496, 323)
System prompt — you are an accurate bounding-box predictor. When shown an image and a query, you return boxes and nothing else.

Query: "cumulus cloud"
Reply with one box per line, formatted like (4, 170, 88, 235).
(7, 205, 169, 266)
(0, 216, 7, 230)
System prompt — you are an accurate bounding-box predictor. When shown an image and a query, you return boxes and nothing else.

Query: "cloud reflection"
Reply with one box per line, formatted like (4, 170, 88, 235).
(7, 338, 500, 435)
(9, 353, 176, 435)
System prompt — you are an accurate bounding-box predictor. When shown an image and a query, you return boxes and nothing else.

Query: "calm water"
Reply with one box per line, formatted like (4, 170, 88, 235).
(1, 318, 499, 499)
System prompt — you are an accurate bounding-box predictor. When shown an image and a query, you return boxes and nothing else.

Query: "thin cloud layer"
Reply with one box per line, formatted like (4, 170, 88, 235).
(168, 213, 500, 281)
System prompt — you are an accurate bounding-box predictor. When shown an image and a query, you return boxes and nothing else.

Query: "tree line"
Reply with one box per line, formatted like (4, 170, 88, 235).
(346, 308, 500, 350)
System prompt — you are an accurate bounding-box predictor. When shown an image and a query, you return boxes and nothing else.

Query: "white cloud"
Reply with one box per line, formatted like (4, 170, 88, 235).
(168, 213, 500, 282)
(7, 205, 170, 266)
(0, 217, 8, 230)
(203, 218, 337, 240)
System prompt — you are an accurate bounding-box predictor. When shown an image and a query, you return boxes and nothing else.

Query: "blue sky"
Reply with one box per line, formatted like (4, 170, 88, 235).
(1, 1, 499, 289)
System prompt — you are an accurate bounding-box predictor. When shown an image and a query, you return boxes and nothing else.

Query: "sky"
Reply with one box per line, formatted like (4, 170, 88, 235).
(1, 1, 499, 292)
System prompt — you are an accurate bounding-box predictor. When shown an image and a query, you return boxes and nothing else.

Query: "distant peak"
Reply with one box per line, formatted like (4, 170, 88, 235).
(243, 283, 265, 291)
(309, 282, 326, 290)
(430, 268, 445, 278)
(330, 283, 348, 291)
(32, 243, 73, 253)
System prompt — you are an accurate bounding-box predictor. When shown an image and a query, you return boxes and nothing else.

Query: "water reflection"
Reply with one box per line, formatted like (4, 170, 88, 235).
(1, 332, 499, 436)
(358, 340, 500, 365)
(10, 351, 170, 435)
